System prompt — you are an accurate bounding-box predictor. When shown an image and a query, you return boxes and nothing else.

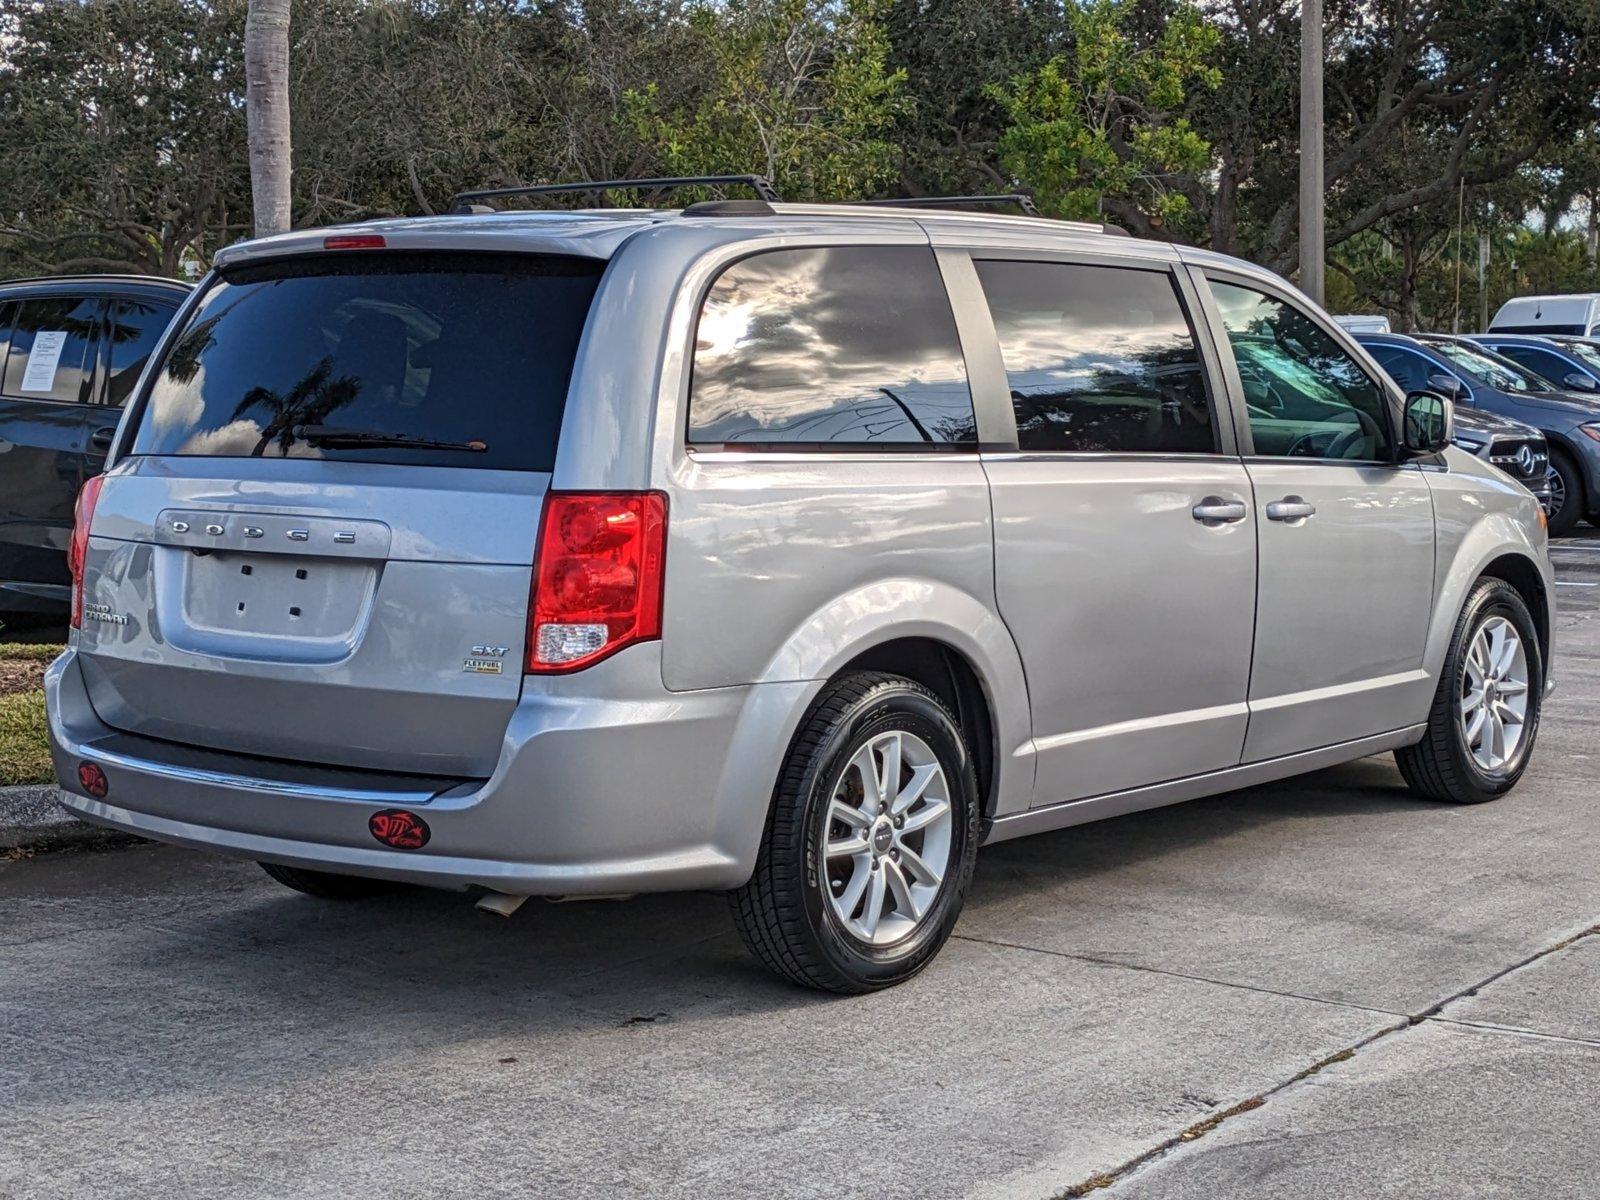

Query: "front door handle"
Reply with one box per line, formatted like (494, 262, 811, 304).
(1191, 496, 1249, 526)
(89, 426, 116, 451)
(1265, 496, 1317, 523)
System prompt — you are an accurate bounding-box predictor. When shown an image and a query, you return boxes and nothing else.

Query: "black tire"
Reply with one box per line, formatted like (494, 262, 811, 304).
(730, 672, 980, 993)
(1396, 577, 1542, 804)
(1545, 449, 1584, 537)
(258, 861, 399, 899)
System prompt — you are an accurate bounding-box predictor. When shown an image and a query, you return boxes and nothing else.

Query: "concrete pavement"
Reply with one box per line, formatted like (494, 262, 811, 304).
(2, 537, 1598, 1199)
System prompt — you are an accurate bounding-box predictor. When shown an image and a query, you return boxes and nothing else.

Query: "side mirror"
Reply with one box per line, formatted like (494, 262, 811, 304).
(1426, 372, 1467, 401)
(1403, 390, 1454, 455)
(1563, 372, 1598, 393)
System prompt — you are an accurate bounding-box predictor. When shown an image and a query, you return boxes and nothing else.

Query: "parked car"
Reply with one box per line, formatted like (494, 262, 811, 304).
(1468, 332, 1600, 395)
(0, 274, 188, 615)
(48, 182, 1553, 993)
(1489, 293, 1600, 337)
(1358, 331, 1600, 534)
(1447, 407, 1554, 513)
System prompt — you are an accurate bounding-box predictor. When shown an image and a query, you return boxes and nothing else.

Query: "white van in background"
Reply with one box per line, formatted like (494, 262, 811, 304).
(1333, 314, 1392, 333)
(1490, 294, 1600, 336)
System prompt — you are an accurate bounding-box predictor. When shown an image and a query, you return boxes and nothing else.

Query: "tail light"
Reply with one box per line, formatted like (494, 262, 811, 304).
(68, 475, 104, 630)
(527, 491, 667, 673)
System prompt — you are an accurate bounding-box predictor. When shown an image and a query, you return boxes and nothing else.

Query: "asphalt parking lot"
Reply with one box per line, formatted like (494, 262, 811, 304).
(3, 537, 1598, 1200)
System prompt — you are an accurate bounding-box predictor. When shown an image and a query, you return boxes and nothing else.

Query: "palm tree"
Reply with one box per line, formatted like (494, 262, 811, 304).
(245, 0, 293, 237)
(233, 358, 359, 457)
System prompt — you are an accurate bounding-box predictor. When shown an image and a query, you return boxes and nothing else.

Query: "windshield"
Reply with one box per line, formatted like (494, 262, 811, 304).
(131, 252, 603, 472)
(1423, 340, 1543, 393)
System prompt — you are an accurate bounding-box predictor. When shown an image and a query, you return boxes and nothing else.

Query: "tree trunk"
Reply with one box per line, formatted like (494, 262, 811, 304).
(245, 0, 293, 237)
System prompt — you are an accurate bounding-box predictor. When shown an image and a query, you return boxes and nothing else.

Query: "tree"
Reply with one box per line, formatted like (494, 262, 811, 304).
(0, 0, 248, 276)
(983, 0, 1221, 231)
(245, 0, 292, 235)
(622, 0, 910, 201)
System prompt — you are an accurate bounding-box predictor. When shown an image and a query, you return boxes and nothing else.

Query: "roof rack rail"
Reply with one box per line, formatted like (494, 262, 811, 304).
(448, 174, 781, 214)
(858, 194, 1043, 217)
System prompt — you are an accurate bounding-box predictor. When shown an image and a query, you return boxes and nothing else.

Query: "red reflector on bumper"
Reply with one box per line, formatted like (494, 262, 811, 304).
(77, 762, 109, 798)
(369, 809, 430, 850)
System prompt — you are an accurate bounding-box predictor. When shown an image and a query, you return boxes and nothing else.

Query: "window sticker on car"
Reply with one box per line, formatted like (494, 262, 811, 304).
(19, 330, 69, 393)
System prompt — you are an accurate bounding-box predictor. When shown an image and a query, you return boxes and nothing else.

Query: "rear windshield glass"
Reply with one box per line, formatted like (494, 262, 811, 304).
(130, 252, 603, 472)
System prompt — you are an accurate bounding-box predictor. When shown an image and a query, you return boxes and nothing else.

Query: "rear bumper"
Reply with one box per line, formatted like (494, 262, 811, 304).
(48, 645, 816, 895)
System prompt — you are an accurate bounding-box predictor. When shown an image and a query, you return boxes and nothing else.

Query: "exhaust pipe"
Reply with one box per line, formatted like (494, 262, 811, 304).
(474, 891, 530, 917)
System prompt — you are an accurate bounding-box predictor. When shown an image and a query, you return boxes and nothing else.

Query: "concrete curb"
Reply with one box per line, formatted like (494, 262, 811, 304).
(0, 783, 141, 854)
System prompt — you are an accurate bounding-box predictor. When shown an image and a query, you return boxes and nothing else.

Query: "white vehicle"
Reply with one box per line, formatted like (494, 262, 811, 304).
(1490, 294, 1600, 337)
(1334, 314, 1392, 334)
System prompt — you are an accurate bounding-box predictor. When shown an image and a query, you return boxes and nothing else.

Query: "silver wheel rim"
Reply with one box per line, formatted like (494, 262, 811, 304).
(821, 730, 954, 946)
(1547, 466, 1565, 518)
(1460, 616, 1530, 772)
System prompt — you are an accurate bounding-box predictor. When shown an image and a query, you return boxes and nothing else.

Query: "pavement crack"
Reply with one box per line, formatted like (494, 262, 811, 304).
(1039, 919, 1600, 1198)
(1421, 1016, 1600, 1049)
(951, 933, 1406, 1019)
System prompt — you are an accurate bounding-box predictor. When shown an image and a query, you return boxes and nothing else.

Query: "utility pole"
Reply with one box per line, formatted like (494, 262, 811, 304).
(1299, 0, 1325, 305)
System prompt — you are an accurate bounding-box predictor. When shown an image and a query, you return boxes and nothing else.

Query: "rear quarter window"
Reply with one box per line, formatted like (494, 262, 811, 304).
(687, 245, 976, 449)
(130, 252, 604, 472)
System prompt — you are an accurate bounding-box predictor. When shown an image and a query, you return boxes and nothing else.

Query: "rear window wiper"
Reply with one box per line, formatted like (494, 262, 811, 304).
(293, 425, 488, 453)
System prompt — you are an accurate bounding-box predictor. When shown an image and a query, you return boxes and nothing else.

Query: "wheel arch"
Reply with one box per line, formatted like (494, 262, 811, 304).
(752, 578, 1033, 820)
(1477, 551, 1551, 670)
(1424, 518, 1553, 683)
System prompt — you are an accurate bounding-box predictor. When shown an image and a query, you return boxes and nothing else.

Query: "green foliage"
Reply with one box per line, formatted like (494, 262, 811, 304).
(0, 0, 1597, 337)
(622, 0, 909, 201)
(0, 0, 248, 275)
(984, 0, 1219, 223)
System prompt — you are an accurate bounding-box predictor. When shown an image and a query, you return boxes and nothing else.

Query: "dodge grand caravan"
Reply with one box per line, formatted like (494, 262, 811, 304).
(48, 180, 1554, 992)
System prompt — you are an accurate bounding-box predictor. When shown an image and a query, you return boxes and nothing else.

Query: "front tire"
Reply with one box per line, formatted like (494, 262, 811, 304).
(1544, 450, 1583, 536)
(730, 672, 980, 993)
(1396, 578, 1542, 804)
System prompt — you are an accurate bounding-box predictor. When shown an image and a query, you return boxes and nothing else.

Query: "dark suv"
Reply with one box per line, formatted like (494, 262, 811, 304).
(0, 275, 187, 614)
(1357, 331, 1600, 534)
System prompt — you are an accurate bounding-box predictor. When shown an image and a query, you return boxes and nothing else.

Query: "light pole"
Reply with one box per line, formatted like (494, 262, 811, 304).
(1299, 0, 1325, 305)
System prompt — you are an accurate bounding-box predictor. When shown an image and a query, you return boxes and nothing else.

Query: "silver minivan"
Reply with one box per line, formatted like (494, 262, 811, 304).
(48, 182, 1554, 992)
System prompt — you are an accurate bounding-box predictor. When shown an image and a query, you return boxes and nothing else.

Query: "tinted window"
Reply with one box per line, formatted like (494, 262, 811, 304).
(2, 295, 99, 403)
(687, 246, 975, 448)
(975, 261, 1215, 454)
(1366, 346, 1433, 393)
(1211, 281, 1392, 461)
(105, 297, 180, 407)
(131, 253, 602, 472)
(1492, 345, 1578, 386)
(1419, 340, 1540, 393)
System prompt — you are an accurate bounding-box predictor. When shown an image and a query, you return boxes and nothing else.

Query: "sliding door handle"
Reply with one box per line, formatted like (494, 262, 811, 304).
(1265, 496, 1317, 523)
(1191, 496, 1249, 525)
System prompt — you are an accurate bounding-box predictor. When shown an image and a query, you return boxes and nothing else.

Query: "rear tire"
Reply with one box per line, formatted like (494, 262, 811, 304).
(1544, 450, 1583, 536)
(730, 672, 980, 993)
(1396, 578, 1542, 804)
(258, 861, 398, 900)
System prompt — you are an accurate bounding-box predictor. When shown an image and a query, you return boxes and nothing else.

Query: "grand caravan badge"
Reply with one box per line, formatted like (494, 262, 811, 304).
(463, 644, 508, 675)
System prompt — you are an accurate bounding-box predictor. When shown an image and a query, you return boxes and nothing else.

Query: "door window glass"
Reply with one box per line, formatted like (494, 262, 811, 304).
(687, 246, 975, 448)
(2, 296, 99, 403)
(106, 297, 180, 407)
(974, 260, 1216, 453)
(1210, 281, 1392, 460)
(1366, 346, 1433, 394)
(1490, 345, 1579, 387)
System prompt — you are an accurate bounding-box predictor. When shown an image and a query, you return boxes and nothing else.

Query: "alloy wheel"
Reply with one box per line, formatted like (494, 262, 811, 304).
(1546, 465, 1566, 520)
(1460, 616, 1530, 772)
(821, 730, 954, 946)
